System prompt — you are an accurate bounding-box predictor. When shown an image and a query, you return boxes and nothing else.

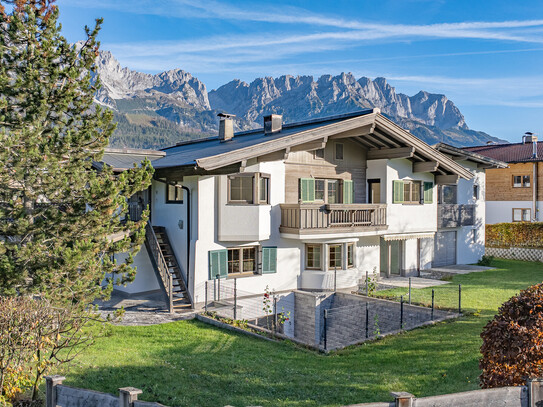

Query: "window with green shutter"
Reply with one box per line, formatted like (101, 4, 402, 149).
(393, 180, 404, 203)
(261, 247, 277, 274)
(208, 250, 227, 279)
(343, 180, 354, 204)
(299, 178, 315, 202)
(423, 182, 434, 204)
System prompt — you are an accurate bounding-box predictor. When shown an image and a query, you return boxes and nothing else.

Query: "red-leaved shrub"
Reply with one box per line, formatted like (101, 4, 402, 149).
(480, 283, 543, 388)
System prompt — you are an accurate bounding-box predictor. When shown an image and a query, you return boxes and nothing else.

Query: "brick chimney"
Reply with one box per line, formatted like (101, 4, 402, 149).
(264, 114, 282, 135)
(218, 113, 235, 142)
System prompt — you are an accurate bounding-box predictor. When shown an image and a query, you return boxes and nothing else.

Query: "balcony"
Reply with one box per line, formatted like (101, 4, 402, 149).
(280, 203, 387, 236)
(438, 204, 475, 228)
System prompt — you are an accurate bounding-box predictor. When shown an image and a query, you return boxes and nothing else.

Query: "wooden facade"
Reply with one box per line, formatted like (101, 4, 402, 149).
(486, 162, 543, 201)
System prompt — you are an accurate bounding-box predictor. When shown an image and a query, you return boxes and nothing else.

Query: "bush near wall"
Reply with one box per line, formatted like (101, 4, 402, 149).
(486, 223, 543, 249)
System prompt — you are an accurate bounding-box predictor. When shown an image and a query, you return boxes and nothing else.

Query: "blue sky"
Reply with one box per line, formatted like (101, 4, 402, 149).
(56, 0, 543, 143)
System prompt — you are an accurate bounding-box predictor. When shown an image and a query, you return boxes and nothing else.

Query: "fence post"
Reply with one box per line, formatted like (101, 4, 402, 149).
(366, 270, 369, 296)
(204, 281, 208, 313)
(431, 289, 435, 321)
(213, 278, 216, 301)
(365, 302, 369, 339)
(334, 266, 337, 292)
(217, 274, 221, 301)
(527, 378, 543, 407)
(119, 387, 143, 407)
(400, 296, 404, 329)
(408, 278, 411, 305)
(323, 309, 328, 350)
(234, 278, 237, 320)
(273, 296, 278, 332)
(458, 284, 462, 314)
(168, 274, 173, 313)
(45, 375, 65, 407)
(390, 391, 414, 407)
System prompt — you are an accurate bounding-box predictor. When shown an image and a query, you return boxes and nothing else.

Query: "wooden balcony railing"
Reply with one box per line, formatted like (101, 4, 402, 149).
(438, 204, 476, 228)
(280, 203, 387, 234)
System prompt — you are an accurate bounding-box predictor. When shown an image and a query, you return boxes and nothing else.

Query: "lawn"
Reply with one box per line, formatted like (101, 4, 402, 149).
(62, 259, 543, 407)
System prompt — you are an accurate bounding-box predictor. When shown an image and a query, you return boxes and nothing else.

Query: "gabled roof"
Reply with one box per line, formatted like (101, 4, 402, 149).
(96, 147, 166, 172)
(153, 109, 473, 181)
(463, 143, 543, 163)
(434, 143, 508, 169)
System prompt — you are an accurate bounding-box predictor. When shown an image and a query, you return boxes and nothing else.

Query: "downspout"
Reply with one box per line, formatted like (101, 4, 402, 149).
(534, 162, 538, 222)
(181, 186, 191, 289)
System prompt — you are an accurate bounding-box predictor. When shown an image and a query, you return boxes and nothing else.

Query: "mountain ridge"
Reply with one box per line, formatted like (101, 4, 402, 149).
(94, 51, 504, 149)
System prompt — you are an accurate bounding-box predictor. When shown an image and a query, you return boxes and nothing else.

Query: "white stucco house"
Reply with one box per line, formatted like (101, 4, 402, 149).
(104, 109, 504, 311)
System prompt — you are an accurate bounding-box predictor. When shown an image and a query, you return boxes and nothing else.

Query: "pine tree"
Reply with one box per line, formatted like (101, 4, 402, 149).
(0, 0, 153, 306)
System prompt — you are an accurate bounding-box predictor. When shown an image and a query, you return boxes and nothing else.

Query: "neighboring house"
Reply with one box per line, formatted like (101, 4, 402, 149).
(433, 144, 507, 266)
(102, 109, 498, 311)
(464, 133, 542, 224)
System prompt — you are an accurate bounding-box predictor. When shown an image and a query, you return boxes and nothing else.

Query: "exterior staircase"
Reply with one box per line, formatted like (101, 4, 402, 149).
(145, 224, 193, 312)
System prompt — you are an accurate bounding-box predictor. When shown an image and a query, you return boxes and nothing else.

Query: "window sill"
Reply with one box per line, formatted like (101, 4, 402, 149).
(226, 272, 257, 279)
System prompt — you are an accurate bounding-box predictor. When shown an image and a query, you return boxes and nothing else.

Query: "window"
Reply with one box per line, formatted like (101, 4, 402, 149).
(335, 143, 344, 160)
(328, 244, 342, 270)
(327, 180, 340, 204)
(347, 243, 355, 268)
(258, 175, 269, 204)
(306, 244, 322, 270)
(166, 183, 183, 203)
(314, 148, 325, 160)
(227, 247, 257, 275)
(513, 208, 531, 222)
(315, 179, 326, 201)
(228, 173, 270, 204)
(438, 185, 457, 204)
(403, 181, 421, 204)
(473, 185, 479, 200)
(513, 175, 530, 188)
(300, 178, 349, 204)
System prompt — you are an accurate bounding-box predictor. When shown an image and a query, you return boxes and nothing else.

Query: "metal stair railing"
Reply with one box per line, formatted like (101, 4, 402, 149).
(145, 223, 173, 312)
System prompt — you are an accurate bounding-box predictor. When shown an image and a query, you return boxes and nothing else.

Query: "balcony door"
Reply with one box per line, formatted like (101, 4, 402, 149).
(368, 179, 381, 204)
(380, 238, 403, 277)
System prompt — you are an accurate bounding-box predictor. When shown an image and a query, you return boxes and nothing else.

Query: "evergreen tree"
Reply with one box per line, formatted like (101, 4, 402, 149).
(0, 0, 153, 305)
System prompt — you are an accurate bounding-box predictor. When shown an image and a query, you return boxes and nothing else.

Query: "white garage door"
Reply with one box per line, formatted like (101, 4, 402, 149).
(433, 231, 457, 267)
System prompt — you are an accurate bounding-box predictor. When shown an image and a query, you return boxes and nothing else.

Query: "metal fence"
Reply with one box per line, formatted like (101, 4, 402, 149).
(203, 279, 295, 335)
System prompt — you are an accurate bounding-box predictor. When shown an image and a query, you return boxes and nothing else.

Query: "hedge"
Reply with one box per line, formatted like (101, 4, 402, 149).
(486, 222, 543, 249)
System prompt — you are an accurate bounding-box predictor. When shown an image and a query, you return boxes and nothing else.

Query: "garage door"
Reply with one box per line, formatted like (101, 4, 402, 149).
(433, 231, 456, 267)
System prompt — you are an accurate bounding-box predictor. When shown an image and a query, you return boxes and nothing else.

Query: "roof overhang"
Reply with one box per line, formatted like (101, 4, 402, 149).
(434, 143, 508, 169)
(180, 112, 473, 180)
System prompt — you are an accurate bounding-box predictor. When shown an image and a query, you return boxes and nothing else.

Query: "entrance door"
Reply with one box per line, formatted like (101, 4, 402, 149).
(433, 231, 457, 267)
(380, 239, 403, 277)
(368, 179, 381, 204)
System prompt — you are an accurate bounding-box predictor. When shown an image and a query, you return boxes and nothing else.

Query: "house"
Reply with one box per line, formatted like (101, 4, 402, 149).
(464, 133, 542, 224)
(433, 143, 507, 266)
(102, 109, 500, 311)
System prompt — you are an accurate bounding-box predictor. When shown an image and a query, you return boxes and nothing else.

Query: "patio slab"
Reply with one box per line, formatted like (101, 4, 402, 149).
(427, 264, 495, 275)
(377, 276, 449, 289)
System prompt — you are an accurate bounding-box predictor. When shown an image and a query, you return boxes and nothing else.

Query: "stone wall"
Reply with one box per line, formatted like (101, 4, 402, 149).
(486, 247, 543, 262)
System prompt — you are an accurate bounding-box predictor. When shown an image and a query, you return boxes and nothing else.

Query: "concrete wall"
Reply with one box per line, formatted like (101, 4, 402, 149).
(486, 200, 543, 224)
(112, 246, 160, 294)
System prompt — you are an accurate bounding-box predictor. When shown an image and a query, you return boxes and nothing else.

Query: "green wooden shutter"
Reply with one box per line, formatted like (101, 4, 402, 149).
(209, 249, 227, 279)
(343, 180, 354, 204)
(262, 247, 277, 274)
(300, 178, 315, 202)
(393, 180, 404, 204)
(423, 182, 434, 204)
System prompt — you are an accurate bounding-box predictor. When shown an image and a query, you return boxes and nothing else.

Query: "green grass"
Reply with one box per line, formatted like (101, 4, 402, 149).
(62, 259, 543, 407)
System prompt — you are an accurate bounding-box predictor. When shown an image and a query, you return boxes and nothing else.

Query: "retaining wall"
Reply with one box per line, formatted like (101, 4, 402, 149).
(486, 246, 543, 262)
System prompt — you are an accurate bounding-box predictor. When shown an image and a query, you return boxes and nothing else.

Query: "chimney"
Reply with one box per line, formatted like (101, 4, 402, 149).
(264, 114, 282, 135)
(218, 113, 235, 142)
(523, 132, 538, 158)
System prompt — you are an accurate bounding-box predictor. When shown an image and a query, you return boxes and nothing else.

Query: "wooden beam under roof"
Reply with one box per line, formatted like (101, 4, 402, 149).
(413, 161, 439, 173)
(373, 129, 402, 148)
(154, 163, 242, 180)
(328, 124, 374, 139)
(363, 133, 390, 148)
(435, 174, 459, 185)
(367, 147, 415, 160)
(290, 138, 327, 152)
(412, 153, 426, 162)
(452, 155, 469, 161)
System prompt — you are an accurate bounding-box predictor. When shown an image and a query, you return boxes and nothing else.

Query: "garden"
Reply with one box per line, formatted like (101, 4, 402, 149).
(57, 259, 543, 407)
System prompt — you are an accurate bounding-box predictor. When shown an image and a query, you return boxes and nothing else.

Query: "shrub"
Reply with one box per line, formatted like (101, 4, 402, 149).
(477, 255, 494, 267)
(479, 283, 543, 388)
(486, 223, 543, 248)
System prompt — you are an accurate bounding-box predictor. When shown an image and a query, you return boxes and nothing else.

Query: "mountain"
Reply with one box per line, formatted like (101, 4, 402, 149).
(94, 52, 504, 149)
